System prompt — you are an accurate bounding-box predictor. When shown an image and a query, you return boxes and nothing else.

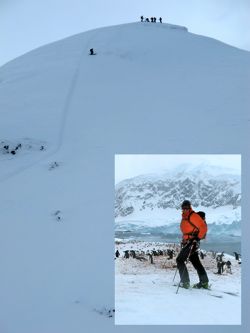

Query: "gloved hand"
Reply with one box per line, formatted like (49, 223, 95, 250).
(191, 238, 200, 251)
(181, 239, 188, 248)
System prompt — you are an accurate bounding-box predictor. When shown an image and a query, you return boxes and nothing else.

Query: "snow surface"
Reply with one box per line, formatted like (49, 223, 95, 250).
(0, 22, 249, 331)
(115, 241, 241, 325)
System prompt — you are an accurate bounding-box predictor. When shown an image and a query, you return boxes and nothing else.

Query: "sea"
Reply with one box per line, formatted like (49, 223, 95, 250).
(115, 230, 241, 255)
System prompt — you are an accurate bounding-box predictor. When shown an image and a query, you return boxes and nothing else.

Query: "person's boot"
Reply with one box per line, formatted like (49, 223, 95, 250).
(180, 281, 190, 289)
(193, 282, 210, 289)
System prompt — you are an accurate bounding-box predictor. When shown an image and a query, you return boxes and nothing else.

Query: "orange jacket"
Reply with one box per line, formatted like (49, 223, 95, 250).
(180, 209, 207, 240)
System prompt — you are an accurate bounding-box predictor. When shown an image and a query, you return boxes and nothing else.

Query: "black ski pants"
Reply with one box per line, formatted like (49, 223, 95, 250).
(176, 241, 209, 284)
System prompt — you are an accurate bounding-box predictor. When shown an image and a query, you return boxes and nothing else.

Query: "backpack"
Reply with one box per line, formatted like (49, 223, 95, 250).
(188, 211, 207, 239)
(197, 211, 206, 223)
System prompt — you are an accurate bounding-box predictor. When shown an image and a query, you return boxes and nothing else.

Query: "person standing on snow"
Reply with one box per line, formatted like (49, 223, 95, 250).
(176, 200, 209, 289)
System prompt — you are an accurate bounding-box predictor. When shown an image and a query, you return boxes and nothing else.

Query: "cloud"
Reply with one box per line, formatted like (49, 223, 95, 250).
(115, 155, 241, 183)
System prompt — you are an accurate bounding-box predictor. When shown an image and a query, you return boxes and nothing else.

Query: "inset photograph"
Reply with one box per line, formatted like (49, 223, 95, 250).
(115, 154, 241, 325)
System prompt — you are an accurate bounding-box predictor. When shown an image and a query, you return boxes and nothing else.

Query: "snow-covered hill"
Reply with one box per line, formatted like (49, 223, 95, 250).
(0, 22, 249, 331)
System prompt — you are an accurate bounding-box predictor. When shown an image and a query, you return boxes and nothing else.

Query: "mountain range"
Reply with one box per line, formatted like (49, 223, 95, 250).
(115, 165, 241, 217)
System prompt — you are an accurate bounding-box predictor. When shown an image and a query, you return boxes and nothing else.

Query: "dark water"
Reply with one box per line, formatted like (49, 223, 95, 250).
(115, 231, 241, 254)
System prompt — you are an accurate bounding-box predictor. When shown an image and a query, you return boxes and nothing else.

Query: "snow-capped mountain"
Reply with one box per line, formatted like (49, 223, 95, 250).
(0, 22, 249, 332)
(115, 165, 241, 216)
(115, 165, 241, 237)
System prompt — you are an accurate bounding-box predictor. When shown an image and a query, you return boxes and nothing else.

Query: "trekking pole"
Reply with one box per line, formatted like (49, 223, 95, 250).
(176, 241, 196, 294)
(173, 267, 178, 282)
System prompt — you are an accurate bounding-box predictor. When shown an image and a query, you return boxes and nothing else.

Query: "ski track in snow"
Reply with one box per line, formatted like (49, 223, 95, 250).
(0, 32, 98, 184)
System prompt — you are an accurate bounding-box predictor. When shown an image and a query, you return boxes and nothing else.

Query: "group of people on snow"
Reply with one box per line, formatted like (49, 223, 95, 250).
(141, 16, 162, 23)
(89, 17, 163, 56)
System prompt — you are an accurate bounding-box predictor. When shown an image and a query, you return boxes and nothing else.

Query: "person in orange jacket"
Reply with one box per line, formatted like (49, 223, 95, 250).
(176, 200, 209, 289)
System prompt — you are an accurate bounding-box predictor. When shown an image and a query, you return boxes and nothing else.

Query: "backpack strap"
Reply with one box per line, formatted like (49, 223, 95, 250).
(187, 211, 199, 235)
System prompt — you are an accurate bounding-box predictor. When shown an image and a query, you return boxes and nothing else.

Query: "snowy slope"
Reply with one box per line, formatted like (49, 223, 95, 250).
(115, 240, 241, 325)
(0, 22, 249, 331)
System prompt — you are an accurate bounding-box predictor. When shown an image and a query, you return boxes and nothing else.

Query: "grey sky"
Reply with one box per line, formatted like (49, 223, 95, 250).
(1, 0, 250, 66)
(115, 155, 241, 184)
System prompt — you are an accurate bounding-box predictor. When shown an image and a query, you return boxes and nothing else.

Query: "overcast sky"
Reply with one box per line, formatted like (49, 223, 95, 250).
(1, 0, 250, 66)
(115, 154, 241, 184)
